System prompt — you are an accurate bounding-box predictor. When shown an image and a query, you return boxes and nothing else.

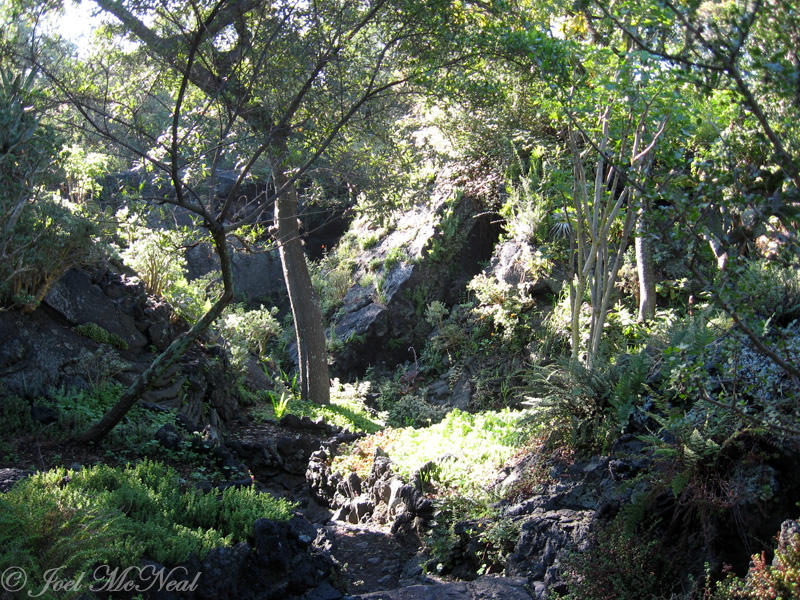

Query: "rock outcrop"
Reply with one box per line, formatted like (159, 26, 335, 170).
(330, 178, 501, 376)
(0, 267, 239, 429)
(307, 442, 432, 536)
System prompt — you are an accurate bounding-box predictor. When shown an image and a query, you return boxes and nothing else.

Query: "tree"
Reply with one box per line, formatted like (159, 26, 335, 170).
(21, 0, 474, 440)
(0, 9, 96, 310)
(587, 0, 800, 377)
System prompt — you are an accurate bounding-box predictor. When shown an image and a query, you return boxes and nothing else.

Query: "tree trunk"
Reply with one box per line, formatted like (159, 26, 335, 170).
(636, 196, 656, 322)
(273, 166, 330, 405)
(77, 223, 235, 443)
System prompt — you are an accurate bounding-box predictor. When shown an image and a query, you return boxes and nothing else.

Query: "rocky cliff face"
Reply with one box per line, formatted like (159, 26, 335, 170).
(0, 266, 239, 429)
(329, 179, 502, 376)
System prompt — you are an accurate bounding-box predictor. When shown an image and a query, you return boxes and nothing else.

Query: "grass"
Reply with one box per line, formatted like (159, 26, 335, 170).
(332, 408, 534, 498)
(0, 460, 295, 598)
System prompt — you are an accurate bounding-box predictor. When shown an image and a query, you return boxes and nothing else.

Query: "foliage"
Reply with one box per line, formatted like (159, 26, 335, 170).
(311, 232, 359, 319)
(117, 214, 190, 298)
(424, 496, 518, 577)
(333, 409, 531, 498)
(523, 354, 651, 455)
(60, 144, 112, 205)
(0, 393, 36, 434)
(387, 394, 447, 429)
(269, 390, 291, 420)
(0, 65, 96, 308)
(711, 523, 800, 600)
(558, 519, 671, 600)
(732, 259, 800, 325)
(467, 273, 532, 346)
(254, 378, 384, 433)
(0, 460, 294, 596)
(215, 304, 282, 377)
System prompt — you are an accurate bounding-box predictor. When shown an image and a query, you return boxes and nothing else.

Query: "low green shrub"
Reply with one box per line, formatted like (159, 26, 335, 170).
(333, 408, 531, 498)
(254, 378, 384, 433)
(0, 460, 295, 597)
(387, 393, 446, 429)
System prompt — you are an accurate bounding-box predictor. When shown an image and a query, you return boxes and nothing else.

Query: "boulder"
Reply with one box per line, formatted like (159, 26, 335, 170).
(0, 468, 31, 493)
(44, 268, 148, 350)
(185, 243, 287, 310)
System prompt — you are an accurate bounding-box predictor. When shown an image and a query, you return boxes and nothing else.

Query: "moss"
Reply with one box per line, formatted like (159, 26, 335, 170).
(74, 322, 129, 351)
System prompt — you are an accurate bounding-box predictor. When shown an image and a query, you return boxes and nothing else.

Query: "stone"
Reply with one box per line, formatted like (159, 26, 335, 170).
(44, 268, 147, 350)
(196, 542, 250, 600)
(30, 404, 58, 425)
(353, 495, 375, 522)
(329, 177, 503, 376)
(0, 468, 30, 493)
(348, 576, 532, 599)
(154, 423, 183, 451)
(303, 581, 343, 600)
(186, 243, 288, 309)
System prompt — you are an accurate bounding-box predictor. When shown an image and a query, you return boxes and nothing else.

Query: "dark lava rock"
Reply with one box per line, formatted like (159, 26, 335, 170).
(0, 468, 31, 492)
(30, 404, 58, 425)
(155, 423, 184, 451)
(347, 576, 532, 599)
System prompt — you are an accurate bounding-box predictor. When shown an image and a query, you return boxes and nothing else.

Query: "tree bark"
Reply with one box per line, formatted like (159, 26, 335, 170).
(636, 196, 656, 322)
(273, 165, 330, 405)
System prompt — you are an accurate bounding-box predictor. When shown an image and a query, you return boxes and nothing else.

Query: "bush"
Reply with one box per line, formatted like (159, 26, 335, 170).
(523, 355, 651, 455)
(733, 258, 800, 325)
(117, 218, 188, 298)
(216, 303, 282, 376)
(0, 460, 295, 597)
(559, 519, 671, 600)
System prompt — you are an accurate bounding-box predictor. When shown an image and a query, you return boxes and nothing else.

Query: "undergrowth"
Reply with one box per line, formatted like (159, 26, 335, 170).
(332, 408, 532, 497)
(0, 460, 294, 598)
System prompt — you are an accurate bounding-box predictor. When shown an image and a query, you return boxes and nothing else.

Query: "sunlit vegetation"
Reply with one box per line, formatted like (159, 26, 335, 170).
(332, 409, 533, 497)
(1, 0, 799, 595)
(0, 461, 294, 596)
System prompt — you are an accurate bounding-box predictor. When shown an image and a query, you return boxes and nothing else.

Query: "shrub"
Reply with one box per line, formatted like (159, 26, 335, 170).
(118, 220, 187, 298)
(0, 460, 295, 597)
(732, 258, 800, 325)
(467, 273, 532, 346)
(558, 519, 671, 600)
(388, 394, 447, 428)
(216, 303, 282, 376)
(710, 521, 800, 599)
